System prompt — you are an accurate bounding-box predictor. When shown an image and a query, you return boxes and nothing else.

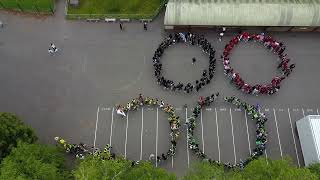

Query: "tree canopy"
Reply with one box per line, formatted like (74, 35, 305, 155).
(308, 163, 320, 179)
(184, 157, 318, 180)
(119, 161, 176, 180)
(241, 157, 317, 180)
(0, 142, 70, 180)
(0, 112, 37, 162)
(73, 155, 176, 180)
(73, 155, 131, 180)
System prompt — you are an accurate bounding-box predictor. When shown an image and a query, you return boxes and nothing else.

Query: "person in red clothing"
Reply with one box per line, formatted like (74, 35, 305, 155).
(198, 96, 205, 107)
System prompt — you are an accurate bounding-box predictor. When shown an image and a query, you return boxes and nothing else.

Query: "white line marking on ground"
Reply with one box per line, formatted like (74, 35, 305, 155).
(229, 108, 237, 164)
(317, 109, 319, 115)
(302, 108, 305, 117)
(93, 106, 100, 150)
(258, 109, 268, 164)
(156, 108, 158, 167)
(171, 144, 174, 168)
(124, 112, 129, 159)
(140, 108, 144, 160)
(109, 107, 114, 146)
(288, 108, 300, 167)
(186, 108, 190, 168)
(201, 109, 205, 153)
(273, 108, 283, 158)
(244, 110, 251, 155)
(265, 150, 269, 165)
(215, 108, 221, 162)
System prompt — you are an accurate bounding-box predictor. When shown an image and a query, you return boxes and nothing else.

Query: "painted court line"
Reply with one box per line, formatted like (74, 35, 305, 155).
(140, 108, 144, 160)
(229, 108, 237, 164)
(109, 107, 114, 146)
(93, 106, 100, 150)
(288, 108, 300, 167)
(215, 108, 221, 162)
(244, 110, 251, 155)
(186, 108, 190, 168)
(201, 109, 205, 152)
(124, 112, 129, 158)
(171, 143, 174, 168)
(273, 108, 283, 158)
(265, 150, 269, 165)
(156, 108, 159, 167)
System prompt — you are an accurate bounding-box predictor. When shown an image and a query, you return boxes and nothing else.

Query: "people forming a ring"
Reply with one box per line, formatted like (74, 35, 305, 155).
(223, 32, 296, 95)
(153, 33, 216, 93)
(116, 94, 181, 164)
(187, 94, 267, 170)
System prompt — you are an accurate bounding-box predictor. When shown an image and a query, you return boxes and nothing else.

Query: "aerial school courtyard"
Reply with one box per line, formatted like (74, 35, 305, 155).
(1, 0, 320, 176)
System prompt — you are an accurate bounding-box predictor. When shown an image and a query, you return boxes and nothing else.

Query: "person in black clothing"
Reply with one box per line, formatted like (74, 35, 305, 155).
(120, 22, 123, 30)
(192, 57, 196, 65)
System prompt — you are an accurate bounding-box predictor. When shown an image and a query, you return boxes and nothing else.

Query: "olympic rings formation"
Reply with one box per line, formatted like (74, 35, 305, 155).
(153, 33, 216, 93)
(223, 32, 295, 95)
(116, 94, 181, 162)
(187, 95, 268, 170)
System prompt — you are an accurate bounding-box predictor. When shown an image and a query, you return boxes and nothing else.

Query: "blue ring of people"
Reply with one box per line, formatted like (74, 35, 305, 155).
(187, 94, 267, 169)
(153, 33, 216, 93)
(115, 94, 181, 163)
(55, 94, 181, 166)
(223, 32, 296, 95)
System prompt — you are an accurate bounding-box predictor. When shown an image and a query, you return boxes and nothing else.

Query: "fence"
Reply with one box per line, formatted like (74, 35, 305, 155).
(65, 0, 168, 21)
(0, 0, 55, 14)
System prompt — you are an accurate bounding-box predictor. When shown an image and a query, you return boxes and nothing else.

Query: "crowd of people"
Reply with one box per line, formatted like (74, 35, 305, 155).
(153, 33, 216, 93)
(54, 137, 114, 161)
(186, 95, 268, 170)
(223, 32, 295, 95)
(116, 94, 181, 163)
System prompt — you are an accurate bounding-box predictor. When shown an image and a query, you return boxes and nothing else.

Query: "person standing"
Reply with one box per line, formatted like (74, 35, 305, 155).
(143, 22, 148, 31)
(120, 22, 123, 30)
(192, 57, 196, 65)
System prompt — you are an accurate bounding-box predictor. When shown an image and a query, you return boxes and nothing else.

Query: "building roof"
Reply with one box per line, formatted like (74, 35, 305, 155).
(309, 115, 320, 162)
(164, 0, 320, 26)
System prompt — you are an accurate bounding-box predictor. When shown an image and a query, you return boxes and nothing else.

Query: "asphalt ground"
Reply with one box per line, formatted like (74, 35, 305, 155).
(1, 0, 320, 176)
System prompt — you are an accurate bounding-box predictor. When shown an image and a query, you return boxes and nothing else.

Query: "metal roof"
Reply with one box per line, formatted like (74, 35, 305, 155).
(296, 115, 320, 166)
(164, 0, 320, 26)
(309, 115, 320, 162)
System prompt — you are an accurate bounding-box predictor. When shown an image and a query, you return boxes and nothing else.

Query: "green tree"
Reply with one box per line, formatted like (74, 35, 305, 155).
(309, 163, 320, 179)
(0, 112, 37, 161)
(73, 155, 131, 180)
(241, 157, 317, 180)
(183, 161, 226, 180)
(119, 161, 176, 180)
(0, 142, 70, 180)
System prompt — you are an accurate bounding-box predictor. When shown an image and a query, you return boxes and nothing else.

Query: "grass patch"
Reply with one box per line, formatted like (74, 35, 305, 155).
(67, 0, 166, 18)
(0, 0, 54, 13)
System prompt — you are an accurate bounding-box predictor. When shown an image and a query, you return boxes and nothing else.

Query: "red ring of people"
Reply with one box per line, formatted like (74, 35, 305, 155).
(223, 32, 296, 95)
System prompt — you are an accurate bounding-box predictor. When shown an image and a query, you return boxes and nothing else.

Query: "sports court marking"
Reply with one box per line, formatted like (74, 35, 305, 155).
(93, 106, 100, 150)
(244, 110, 251, 155)
(200, 109, 205, 152)
(140, 108, 144, 160)
(109, 107, 114, 146)
(124, 112, 129, 158)
(273, 108, 283, 158)
(229, 108, 237, 164)
(215, 107, 221, 162)
(287, 108, 300, 167)
(186, 108, 190, 168)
